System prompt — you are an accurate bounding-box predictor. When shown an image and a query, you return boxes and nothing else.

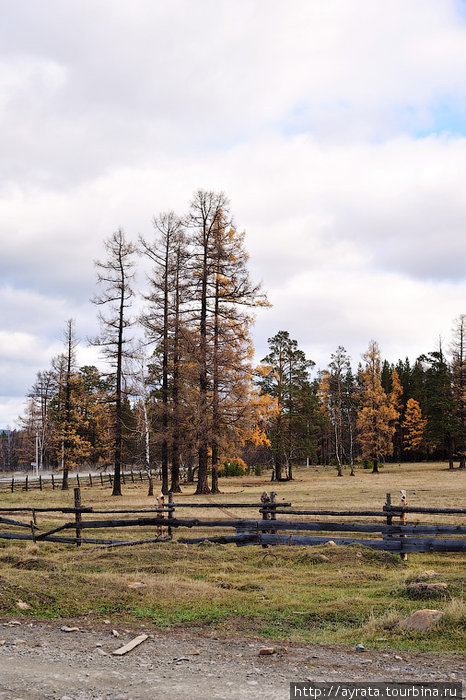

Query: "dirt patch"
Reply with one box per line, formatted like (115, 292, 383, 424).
(0, 617, 463, 699)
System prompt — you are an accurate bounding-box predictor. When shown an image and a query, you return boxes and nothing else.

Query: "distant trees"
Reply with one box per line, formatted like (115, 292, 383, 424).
(10, 188, 466, 481)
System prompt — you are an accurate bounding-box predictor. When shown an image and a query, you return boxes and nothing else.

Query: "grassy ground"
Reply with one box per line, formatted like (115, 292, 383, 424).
(0, 462, 464, 653)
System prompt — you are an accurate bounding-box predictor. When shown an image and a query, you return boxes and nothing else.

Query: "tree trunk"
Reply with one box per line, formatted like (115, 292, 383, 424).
(371, 458, 379, 473)
(196, 445, 210, 494)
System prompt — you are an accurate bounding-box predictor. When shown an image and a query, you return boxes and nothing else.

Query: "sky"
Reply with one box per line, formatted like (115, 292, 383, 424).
(1, 0, 466, 427)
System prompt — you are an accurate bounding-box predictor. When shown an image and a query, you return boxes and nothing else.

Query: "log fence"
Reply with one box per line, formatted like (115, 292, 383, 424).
(0, 470, 155, 493)
(0, 490, 464, 554)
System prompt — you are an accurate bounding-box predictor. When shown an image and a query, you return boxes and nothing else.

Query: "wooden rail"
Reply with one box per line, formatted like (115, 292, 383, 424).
(0, 490, 464, 554)
(0, 470, 152, 492)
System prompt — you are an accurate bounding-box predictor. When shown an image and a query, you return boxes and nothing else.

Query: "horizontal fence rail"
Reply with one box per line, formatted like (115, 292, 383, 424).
(0, 489, 464, 555)
(0, 469, 156, 493)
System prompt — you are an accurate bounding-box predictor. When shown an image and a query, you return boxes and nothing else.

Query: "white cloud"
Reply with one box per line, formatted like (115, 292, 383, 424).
(0, 0, 466, 423)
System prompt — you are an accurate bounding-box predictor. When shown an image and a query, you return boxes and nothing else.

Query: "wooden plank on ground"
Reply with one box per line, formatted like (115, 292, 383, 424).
(113, 634, 148, 656)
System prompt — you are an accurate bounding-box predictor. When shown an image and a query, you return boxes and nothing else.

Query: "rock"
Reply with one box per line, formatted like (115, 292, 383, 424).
(16, 600, 32, 610)
(398, 609, 444, 631)
(326, 540, 337, 547)
(394, 655, 403, 661)
(112, 629, 120, 637)
(0, 640, 5, 646)
(127, 581, 145, 589)
(355, 644, 365, 652)
(60, 626, 80, 633)
(376, 637, 387, 642)
(406, 583, 448, 598)
(259, 648, 275, 655)
(187, 649, 200, 655)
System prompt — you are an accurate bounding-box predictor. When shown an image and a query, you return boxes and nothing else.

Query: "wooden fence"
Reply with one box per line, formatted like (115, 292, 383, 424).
(0, 490, 464, 554)
(0, 470, 153, 493)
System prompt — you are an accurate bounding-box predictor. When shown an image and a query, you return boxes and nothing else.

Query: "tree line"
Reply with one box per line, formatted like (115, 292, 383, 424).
(1, 191, 465, 490)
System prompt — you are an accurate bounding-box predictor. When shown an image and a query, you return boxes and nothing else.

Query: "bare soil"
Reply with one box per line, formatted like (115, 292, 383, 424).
(0, 618, 464, 700)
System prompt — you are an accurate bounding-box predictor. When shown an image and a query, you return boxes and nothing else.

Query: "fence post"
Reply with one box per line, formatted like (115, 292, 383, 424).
(139, 471, 143, 481)
(25, 475, 28, 491)
(30, 520, 36, 544)
(74, 487, 82, 547)
(39, 475, 42, 491)
(11, 477, 14, 493)
(76, 474, 80, 489)
(32, 508, 37, 526)
(270, 491, 277, 537)
(156, 493, 165, 537)
(131, 469, 135, 483)
(260, 491, 270, 549)
(385, 493, 392, 526)
(51, 474, 55, 490)
(109, 473, 113, 486)
(400, 490, 407, 561)
(122, 471, 126, 485)
(168, 491, 173, 538)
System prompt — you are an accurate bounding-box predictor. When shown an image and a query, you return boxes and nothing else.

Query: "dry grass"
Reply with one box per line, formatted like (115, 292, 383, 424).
(0, 461, 464, 653)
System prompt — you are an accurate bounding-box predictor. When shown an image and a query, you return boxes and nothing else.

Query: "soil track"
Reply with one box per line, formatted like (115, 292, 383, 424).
(0, 618, 464, 699)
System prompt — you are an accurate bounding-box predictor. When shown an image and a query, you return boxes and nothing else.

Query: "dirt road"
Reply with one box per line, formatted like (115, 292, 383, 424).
(0, 619, 464, 699)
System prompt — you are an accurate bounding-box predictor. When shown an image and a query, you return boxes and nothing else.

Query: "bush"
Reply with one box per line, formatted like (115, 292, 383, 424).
(218, 460, 246, 477)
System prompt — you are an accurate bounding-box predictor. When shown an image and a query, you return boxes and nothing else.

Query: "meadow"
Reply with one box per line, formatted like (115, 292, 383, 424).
(0, 462, 464, 653)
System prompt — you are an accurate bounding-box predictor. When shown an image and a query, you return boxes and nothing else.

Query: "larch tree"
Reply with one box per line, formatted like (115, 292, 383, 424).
(188, 190, 268, 494)
(357, 340, 398, 473)
(140, 212, 187, 494)
(402, 398, 426, 454)
(92, 228, 136, 496)
(54, 319, 89, 489)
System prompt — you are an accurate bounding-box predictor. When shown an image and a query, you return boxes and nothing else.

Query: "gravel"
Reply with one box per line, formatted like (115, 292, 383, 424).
(0, 618, 464, 699)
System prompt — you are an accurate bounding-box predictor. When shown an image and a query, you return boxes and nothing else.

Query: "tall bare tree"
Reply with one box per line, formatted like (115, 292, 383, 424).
(188, 191, 268, 493)
(92, 229, 136, 496)
(140, 212, 189, 493)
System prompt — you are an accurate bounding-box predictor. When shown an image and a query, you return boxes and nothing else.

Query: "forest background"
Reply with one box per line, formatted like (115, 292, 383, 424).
(2, 190, 465, 496)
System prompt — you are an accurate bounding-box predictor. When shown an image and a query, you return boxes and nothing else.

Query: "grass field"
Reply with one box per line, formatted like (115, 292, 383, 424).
(0, 462, 464, 653)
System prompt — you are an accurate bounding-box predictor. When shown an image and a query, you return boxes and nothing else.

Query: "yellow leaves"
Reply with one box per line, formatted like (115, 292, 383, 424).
(402, 398, 426, 452)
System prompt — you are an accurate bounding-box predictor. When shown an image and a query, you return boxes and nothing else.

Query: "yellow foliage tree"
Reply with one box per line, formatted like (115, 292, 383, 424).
(402, 398, 426, 453)
(357, 340, 399, 473)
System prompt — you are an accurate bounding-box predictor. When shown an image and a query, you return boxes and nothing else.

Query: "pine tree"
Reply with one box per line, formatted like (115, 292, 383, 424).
(258, 331, 315, 480)
(390, 368, 404, 462)
(420, 347, 459, 468)
(450, 315, 466, 468)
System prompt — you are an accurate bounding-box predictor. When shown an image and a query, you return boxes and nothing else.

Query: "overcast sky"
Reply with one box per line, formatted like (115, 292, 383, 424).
(1, 0, 466, 426)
